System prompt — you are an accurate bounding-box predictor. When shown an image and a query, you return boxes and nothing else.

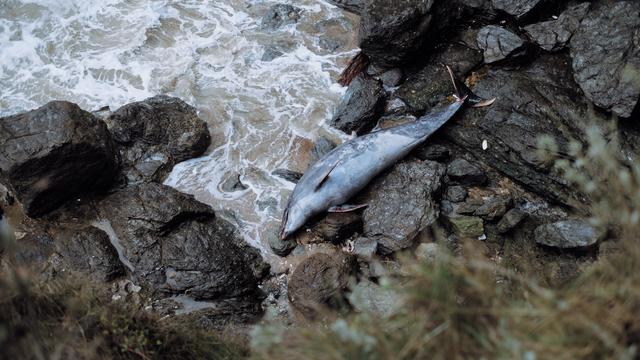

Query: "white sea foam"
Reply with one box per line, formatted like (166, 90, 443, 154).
(1, 0, 356, 263)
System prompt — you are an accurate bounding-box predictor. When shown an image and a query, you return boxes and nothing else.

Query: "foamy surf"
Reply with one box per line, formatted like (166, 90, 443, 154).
(0, 0, 357, 263)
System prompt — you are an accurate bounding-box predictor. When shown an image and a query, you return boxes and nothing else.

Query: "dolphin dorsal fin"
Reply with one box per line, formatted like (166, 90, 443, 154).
(315, 159, 341, 191)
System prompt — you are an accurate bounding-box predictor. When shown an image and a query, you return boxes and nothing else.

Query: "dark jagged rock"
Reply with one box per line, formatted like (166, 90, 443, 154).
(358, 0, 437, 68)
(535, 219, 601, 249)
(570, 1, 640, 118)
(440, 55, 595, 209)
(0, 101, 119, 217)
(524, 3, 590, 52)
(288, 252, 357, 318)
(53, 226, 126, 282)
(491, 0, 542, 19)
(329, 74, 385, 135)
(447, 158, 487, 186)
(104, 95, 210, 184)
(477, 25, 525, 63)
(363, 160, 445, 255)
(272, 168, 303, 183)
(497, 208, 527, 233)
(261, 4, 302, 30)
(96, 182, 267, 300)
(395, 42, 482, 114)
(327, 0, 363, 15)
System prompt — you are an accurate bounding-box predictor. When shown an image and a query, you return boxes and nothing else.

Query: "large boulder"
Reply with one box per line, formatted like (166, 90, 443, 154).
(570, 1, 640, 118)
(329, 74, 385, 135)
(363, 160, 445, 255)
(95, 182, 268, 300)
(288, 252, 357, 318)
(104, 95, 211, 183)
(0, 101, 119, 217)
(358, 0, 466, 68)
(440, 55, 595, 209)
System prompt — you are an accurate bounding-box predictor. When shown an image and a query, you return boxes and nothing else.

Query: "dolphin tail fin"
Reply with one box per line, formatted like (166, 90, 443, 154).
(446, 65, 496, 108)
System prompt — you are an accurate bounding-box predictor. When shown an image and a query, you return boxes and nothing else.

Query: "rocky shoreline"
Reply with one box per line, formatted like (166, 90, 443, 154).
(1, 0, 639, 335)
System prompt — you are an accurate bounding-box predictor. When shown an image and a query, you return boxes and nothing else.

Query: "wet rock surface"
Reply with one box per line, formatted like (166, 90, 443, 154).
(327, 0, 363, 15)
(491, 0, 542, 19)
(104, 95, 211, 184)
(0, 101, 119, 217)
(329, 74, 385, 135)
(570, 1, 640, 118)
(363, 160, 445, 255)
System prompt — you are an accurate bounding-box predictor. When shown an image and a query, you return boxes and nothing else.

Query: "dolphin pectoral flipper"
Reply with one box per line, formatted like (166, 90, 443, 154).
(328, 204, 368, 213)
(314, 159, 341, 191)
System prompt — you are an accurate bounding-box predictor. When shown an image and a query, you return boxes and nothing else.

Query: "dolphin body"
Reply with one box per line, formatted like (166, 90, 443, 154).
(280, 68, 494, 239)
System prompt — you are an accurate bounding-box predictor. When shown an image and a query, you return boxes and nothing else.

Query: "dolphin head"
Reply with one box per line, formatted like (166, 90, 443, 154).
(279, 202, 310, 240)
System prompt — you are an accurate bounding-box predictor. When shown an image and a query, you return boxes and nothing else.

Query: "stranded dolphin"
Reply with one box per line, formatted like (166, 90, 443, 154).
(280, 67, 495, 240)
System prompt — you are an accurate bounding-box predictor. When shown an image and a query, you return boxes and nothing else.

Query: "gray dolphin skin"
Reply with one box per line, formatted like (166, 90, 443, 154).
(280, 67, 495, 240)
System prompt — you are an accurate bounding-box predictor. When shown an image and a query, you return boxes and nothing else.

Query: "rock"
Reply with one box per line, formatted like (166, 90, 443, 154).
(220, 173, 247, 192)
(352, 237, 378, 260)
(327, 0, 363, 15)
(348, 280, 400, 317)
(395, 42, 483, 114)
(414, 144, 450, 162)
(477, 25, 525, 63)
(54, 226, 126, 282)
(261, 40, 297, 62)
(524, 3, 590, 52)
(415, 242, 439, 262)
(96, 182, 267, 300)
(447, 158, 487, 186)
(439, 55, 594, 208)
(272, 168, 303, 183)
(358, 0, 436, 68)
(358, 0, 467, 68)
(474, 195, 512, 221)
(377, 68, 404, 87)
(288, 252, 357, 318)
(363, 160, 445, 255)
(105, 95, 210, 183)
(496, 208, 527, 233)
(570, 1, 640, 118)
(445, 186, 468, 203)
(0, 101, 119, 217)
(312, 212, 362, 243)
(534, 219, 601, 249)
(329, 74, 385, 135)
(491, 0, 542, 18)
(268, 231, 297, 257)
(261, 4, 302, 30)
(444, 215, 484, 239)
